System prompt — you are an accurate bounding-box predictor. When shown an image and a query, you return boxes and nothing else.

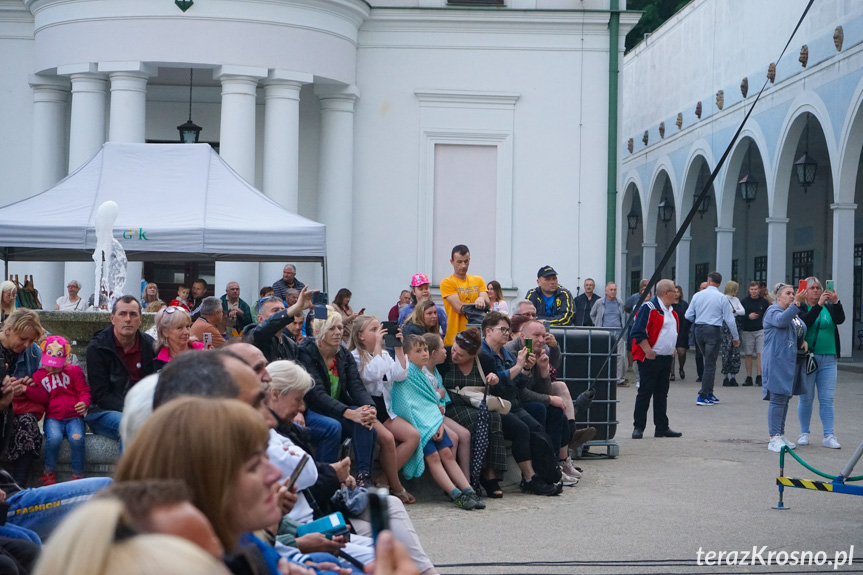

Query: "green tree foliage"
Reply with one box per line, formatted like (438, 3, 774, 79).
(625, 0, 691, 52)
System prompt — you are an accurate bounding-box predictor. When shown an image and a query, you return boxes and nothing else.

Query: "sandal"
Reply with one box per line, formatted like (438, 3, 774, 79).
(479, 477, 503, 499)
(390, 488, 416, 505)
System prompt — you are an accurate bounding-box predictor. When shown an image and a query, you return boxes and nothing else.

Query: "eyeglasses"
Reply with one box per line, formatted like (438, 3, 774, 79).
(163, 306, 186, 314)
(455, 333, 479, 353)
(489, 326, 511, 335)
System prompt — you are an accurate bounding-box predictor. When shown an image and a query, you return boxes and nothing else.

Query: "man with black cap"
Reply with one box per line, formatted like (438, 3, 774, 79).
(525, 266, 575, 326)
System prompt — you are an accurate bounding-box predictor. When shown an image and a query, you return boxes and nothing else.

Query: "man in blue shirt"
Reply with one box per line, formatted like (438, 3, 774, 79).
(685, 271, 740, 406)
(590, 282, 627, 386)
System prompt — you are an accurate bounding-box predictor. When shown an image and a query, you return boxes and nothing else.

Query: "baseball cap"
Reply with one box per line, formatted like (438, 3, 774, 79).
(537, 266, 558, 278)
(41, 335, 70, 368)
(411, 273, 430, 287)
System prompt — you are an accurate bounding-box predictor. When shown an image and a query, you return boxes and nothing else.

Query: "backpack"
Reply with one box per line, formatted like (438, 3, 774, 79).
(530, 430, 562, 484)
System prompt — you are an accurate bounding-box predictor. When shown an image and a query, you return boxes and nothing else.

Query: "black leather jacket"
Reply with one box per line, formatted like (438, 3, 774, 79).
(297, 338, 374, 419)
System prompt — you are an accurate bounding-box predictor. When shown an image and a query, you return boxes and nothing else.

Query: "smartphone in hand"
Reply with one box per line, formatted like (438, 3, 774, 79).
(381, 321, 401, 348)
(285, 453, 310, 491)
(826, 280, 834, 292)
(368, 487, 390, 543)
(798, 279, 807, 293)
(339, 438, 352, 461)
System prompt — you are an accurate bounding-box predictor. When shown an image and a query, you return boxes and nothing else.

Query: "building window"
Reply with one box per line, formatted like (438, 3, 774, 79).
(731, 259, 738, 283)
(854, 244, 862, 324)
(694, 262, 709, 290)
(671, 266, 676, 282)
(754, 256, 767, 283)
(791, 250, 814, 285)
(630, 271, 641, 297)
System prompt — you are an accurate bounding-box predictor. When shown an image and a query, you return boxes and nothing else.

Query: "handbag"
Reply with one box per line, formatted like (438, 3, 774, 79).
(453, 358, 512, 415)
(805, 315, 822, 376)
(461, 304, 488, 325)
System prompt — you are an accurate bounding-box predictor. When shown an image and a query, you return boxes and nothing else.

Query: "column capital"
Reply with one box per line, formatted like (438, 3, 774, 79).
(29, 74, 71, 91)
(214, 65, 267, 81)
(67, 72, 109, 95)
(315, 84, 360, 107)
(98, 61, 157, 77)
(265, 69, 313, 86)
(830, 202, 857, 211)
(678, 235, 692, 242)
(765, 217, 790, 225)
(641, 242, 657, 249)
(714, 226, 735, 234)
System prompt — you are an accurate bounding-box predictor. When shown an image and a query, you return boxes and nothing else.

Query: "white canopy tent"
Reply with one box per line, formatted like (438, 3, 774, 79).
(0, 143, 327, 288)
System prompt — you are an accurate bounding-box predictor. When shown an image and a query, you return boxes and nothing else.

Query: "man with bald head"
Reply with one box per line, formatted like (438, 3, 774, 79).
(630, 279, 682, 439)
(591, 282, 628, 386)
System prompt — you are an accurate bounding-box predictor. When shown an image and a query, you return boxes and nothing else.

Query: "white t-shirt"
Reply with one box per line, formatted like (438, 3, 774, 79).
(56, 295, 84, 311)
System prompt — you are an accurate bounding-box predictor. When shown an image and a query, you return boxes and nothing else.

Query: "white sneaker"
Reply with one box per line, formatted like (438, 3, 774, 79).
(560, 471, 579, 486)
(780, 436, 797, 449)
(768, 436, 784, 452)
(560, 457, 582, 479)
(822, 435, 841, 449)
(797, 433, 809, 446)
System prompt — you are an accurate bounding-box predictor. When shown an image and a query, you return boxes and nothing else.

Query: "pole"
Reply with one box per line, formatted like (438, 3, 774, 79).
(606, 0, 620, 284)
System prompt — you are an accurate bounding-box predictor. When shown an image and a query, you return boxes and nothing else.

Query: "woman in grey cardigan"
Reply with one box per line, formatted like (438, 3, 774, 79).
(762, 283, 807, 453)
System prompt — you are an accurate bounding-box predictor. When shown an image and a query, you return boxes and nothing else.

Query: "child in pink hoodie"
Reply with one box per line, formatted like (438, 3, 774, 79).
(26, 336, 91, 485)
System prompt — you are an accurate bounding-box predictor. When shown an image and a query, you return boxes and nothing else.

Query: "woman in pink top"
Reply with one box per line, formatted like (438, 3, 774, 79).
(152, 307, 204, 372)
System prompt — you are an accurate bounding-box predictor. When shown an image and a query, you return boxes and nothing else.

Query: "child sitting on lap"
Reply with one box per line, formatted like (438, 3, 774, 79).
(391, 334, 484, 510)
(26, 336, 91, 485)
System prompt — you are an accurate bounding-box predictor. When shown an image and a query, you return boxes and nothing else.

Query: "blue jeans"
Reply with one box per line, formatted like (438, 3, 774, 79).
(44, 418, 86, 474)
(767, 393, 790, 437)
(797, 354, 837, 436)
(84, 410, 122, 442)
(303, 410, 342, 464)
(340, 414, 377, 476)
(6, 477, 112, 539)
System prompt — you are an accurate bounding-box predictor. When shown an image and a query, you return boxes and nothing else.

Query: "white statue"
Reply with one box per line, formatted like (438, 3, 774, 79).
(92, 201, 127, 311)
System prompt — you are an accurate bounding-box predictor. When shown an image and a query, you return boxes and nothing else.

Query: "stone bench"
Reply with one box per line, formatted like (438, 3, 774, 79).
(2, 433, 119, 486)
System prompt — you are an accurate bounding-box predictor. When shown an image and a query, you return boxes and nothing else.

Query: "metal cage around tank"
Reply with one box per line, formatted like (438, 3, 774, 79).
(548, 326, 622, 458)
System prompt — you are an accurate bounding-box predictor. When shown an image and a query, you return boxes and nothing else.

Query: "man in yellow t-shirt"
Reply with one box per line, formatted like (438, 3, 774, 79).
(440, 244, 491, 345)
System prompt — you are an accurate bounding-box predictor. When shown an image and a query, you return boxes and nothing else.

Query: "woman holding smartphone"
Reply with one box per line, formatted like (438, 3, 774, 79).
(796, 277, 844, 449)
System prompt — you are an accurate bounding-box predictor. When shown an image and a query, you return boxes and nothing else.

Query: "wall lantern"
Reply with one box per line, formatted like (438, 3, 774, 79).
(794, 113, 818, 191)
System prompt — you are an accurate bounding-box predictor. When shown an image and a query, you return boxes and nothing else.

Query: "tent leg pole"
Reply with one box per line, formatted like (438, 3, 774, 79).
(322, 257, 328, 294)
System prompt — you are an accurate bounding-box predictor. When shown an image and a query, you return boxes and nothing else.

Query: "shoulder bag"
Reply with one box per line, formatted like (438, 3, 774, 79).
(452, 357, 512, 415)
(805, 314, 821, 376)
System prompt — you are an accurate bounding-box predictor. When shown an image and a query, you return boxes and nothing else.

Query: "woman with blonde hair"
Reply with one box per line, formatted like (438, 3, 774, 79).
(0, 281, 17, 322)
(115, 397, 294, 574)
(720, 281, 745, 387)
(297, 306, 378, 487)
(33, 498, 230, 575)
(141, 282, 160, 307)
(152, 306, 204, 371)
(348, 315, 419, 503)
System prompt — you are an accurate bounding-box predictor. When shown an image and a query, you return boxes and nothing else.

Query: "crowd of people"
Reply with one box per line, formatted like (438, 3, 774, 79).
(0, 244, 849, 573)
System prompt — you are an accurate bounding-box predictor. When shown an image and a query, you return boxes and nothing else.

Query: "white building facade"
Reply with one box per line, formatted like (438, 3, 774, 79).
(620, 0, 863, 353)
(1, 0, 639, 315)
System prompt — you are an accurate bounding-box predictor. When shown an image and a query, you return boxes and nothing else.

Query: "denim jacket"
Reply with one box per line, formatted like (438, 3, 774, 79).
(480, 340, 526, 408)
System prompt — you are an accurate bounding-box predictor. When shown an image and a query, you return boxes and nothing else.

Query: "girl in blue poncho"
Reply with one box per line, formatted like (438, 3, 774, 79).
(391, 334, 484, 510)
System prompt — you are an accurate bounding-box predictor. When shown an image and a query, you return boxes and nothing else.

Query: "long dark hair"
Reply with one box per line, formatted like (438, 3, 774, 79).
(333, 288, 352, 308)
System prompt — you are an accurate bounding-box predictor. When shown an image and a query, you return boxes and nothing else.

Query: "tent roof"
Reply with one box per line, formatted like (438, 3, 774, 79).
(0, 143, 326, 263)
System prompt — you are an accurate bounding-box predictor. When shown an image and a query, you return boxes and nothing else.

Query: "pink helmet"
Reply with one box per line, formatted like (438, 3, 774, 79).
(410, 273, 430, 287)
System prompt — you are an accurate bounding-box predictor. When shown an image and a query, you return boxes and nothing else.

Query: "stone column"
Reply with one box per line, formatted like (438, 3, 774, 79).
(29, 75, 70, 194)
(101, 62, 154, 143)
(316, 85, 359, 292)
(60, 65, 108, 173)
(831, 203, 856, 354)
(641, 242, 657, 281)
(26, 75, 71, 305)
(715, 227, 735, 287)
(215, 66, 266, 183)
(214, 66, 267, 294)
(766, 217, 789, 288)
(675, 236, 692, 294)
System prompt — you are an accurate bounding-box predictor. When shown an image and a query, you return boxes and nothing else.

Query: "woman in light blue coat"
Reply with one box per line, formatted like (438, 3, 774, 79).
(762, 283, 807, 453)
